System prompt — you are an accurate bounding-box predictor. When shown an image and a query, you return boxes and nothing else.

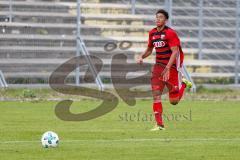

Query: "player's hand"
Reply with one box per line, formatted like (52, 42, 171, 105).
(136, 55, 143, 65)
(161, 66, 170, 81)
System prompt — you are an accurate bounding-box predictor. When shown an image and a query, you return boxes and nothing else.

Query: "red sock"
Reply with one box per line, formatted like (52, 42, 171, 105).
(153, 102, 163, 126)
(179, 83, 186, 100)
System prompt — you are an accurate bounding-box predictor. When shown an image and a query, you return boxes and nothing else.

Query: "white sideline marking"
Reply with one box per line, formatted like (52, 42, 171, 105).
(1, 138, 240, 144)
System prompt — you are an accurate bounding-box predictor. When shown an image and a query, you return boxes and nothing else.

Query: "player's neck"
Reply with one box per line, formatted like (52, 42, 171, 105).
(157, 25, 165, 32)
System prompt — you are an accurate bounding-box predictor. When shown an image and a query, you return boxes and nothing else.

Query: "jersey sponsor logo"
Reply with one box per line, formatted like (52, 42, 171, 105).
(153, 41, 166, 48)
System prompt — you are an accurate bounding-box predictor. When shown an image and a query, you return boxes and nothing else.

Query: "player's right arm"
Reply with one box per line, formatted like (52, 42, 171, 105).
(137, 30, 154, 64)
(137, 46, 154, 64)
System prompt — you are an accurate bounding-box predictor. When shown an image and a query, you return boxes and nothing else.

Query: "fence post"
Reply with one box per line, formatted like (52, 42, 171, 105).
(164, 0, 172, 27)
(164, 0, 168, 10)
(9, 0, 13, 22)
(168, 0, 172, 27)
(198, 0, 203, 60)
(76, 0, 81, 86)
(131, 0, 136, 15)
(235, 0, 240, 84)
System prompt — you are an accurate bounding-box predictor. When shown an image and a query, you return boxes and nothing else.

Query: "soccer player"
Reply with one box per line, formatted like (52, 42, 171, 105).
(137, 9, 192, 131)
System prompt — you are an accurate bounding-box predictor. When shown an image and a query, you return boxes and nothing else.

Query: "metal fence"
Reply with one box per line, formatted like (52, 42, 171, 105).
(0, 0, 239, 86)
(129, 0, 240, 84)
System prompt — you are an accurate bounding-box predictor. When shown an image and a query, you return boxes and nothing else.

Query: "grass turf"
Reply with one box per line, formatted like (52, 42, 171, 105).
(0, 99, 239, 160)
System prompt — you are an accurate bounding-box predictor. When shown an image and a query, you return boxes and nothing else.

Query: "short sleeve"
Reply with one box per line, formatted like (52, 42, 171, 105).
(167, 30, 180, 48)
(148, 31, 153, 47)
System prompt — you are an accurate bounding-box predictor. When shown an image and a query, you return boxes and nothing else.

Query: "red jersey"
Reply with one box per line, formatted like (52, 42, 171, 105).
(148, 26, 184, 68)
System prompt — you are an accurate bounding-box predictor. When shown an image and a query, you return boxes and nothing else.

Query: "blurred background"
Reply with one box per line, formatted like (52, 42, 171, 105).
(0, 0, 239, 90)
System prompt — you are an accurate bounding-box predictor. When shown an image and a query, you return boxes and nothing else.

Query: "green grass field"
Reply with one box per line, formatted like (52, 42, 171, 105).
(0, 96, 240, 160)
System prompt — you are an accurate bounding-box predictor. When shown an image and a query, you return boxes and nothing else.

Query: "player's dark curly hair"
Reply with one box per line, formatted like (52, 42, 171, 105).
(156, 9, 169, 19)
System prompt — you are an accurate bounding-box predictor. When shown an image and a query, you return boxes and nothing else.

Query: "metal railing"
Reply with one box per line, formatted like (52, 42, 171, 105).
(130, 0, 239, 84)
(0, 70, 8, 88)
(76, 0, 104, 91)
(3, 0, 240, 85)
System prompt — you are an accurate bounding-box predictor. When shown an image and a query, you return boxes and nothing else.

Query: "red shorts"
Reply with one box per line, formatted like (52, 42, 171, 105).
(151, 64, 181, 99)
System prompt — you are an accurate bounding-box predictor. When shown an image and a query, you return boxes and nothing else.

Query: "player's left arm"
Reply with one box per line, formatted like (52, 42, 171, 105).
(161, 30, 180, 81)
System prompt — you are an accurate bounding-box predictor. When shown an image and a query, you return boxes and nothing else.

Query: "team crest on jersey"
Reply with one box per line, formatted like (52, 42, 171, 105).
(160, 34, 166, 39)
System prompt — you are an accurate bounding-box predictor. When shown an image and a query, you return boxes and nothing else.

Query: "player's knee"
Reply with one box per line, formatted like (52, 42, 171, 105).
(170, 100, 179, 105)
(153, 96, 161, 102)
(152, 91, 162, 102)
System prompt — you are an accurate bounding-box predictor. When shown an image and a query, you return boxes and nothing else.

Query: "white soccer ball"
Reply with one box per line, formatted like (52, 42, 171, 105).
(41, 131, 59, 148)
